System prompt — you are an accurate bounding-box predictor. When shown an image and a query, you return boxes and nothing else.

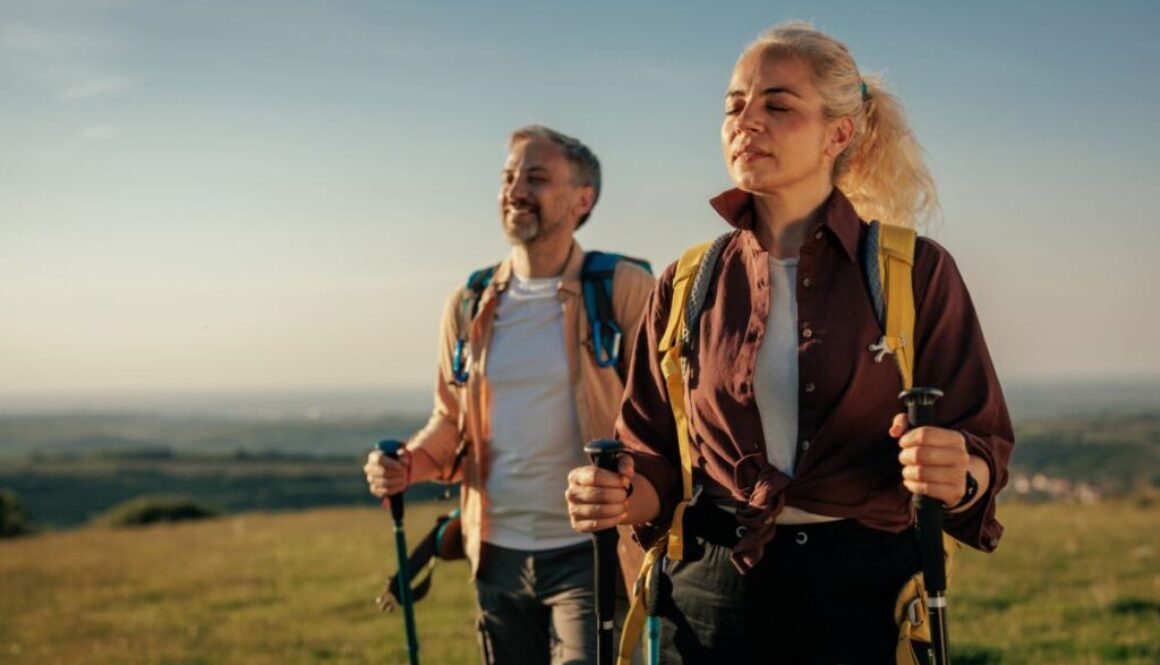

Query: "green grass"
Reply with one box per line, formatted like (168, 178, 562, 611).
(1, 501, 1157, 664)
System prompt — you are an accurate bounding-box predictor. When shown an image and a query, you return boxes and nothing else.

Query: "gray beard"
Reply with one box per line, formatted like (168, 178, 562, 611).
(503, 213, 560, 246)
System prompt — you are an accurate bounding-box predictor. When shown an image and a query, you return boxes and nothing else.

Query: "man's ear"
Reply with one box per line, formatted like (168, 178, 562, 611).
(573, 186, 596, 219)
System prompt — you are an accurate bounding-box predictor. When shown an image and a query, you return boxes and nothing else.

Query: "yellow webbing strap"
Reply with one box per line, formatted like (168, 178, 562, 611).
(617, 240, 713, 664)
(658, 239, 714, 563)
(615, 541, 665, 665)
(877, 223, 917, 391)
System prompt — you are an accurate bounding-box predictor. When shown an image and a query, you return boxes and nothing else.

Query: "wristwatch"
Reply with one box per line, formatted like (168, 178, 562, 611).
(948, 470, 978, 511)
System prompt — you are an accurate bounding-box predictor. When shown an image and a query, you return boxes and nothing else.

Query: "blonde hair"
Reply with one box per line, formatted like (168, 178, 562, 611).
(745, 21, 939, 228)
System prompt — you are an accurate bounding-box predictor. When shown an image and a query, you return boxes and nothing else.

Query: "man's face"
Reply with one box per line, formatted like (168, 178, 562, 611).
(498, 138, 592, 246)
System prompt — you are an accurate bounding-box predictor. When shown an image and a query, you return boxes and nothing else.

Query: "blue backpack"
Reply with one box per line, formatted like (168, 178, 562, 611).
(451, 251, 652, 383)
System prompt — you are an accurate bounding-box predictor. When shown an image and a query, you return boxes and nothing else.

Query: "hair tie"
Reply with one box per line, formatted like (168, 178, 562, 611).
(860, 80, 870, 102)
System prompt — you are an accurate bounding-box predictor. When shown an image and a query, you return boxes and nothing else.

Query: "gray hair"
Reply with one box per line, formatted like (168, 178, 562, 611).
(508, 125, 601, 228)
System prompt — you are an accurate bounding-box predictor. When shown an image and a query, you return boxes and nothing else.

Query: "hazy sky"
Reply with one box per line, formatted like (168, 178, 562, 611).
(2, 0, 1158, 401)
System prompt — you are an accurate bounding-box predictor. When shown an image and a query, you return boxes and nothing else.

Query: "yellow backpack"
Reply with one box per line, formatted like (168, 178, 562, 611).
(617, 223, 957, 665)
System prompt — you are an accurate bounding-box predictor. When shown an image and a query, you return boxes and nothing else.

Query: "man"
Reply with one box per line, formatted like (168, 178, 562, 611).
(365, 125, 654, 664)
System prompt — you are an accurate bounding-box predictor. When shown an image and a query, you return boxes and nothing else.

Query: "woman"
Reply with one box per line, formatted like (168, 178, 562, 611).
(565, 22, 1013, 664)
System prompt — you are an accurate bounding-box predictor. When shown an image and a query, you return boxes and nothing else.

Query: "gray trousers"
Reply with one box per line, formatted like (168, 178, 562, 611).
(474, 541, 596, 665)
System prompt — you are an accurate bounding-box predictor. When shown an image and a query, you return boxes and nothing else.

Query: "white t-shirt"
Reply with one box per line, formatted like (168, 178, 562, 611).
(483, 273, 589, 550)
(754, 256, 800, 476)
(753, 256, 840, 525)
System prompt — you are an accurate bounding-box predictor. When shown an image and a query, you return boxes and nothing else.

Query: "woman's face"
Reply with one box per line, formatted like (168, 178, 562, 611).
(721, 49, 847, 197)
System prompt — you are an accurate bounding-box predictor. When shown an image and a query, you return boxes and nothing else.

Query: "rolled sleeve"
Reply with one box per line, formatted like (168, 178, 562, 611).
(615, 263, 684, 547)
(406, 288, 468, 482)
(913, 239, 1015, 551)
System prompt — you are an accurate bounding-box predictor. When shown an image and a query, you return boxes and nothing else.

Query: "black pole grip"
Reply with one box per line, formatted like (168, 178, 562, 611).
(900, 388, 944, 508)
(377, 439, 406, 522)
(899, 388, 949, 591)
(584, 438, 623, 665)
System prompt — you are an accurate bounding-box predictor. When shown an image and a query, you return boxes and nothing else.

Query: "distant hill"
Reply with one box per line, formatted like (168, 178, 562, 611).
(1, 378, 1157, 528)
(1003, 377, 1160, 421)
(0, 412, 428, 460)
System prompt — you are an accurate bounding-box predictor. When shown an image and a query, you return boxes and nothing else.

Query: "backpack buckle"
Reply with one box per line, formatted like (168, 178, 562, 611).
(906, 597, 925, 627)
(869, 336, 893, 363)
(869, 332, 907, 363)
(688, 483, 703, 508)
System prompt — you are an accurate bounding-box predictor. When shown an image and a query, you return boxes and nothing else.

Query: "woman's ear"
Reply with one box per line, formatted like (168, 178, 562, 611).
(826, 115, 856, 160)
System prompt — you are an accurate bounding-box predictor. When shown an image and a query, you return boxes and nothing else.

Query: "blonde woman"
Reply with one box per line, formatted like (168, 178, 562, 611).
(566, 22, 1013, 664)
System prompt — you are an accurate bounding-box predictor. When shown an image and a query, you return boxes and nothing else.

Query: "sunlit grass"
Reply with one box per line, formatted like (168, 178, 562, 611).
(1, 501, 1157, 664)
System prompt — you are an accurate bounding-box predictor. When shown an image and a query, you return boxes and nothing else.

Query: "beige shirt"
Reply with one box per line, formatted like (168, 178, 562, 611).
(406, 242, 655, 577)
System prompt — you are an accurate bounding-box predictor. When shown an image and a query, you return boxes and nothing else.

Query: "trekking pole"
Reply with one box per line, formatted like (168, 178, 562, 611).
(645, 555, 664, 665)
(377, 439, 420, 665)
(900, 388, 950, 665)
(584, 438, 623, 665)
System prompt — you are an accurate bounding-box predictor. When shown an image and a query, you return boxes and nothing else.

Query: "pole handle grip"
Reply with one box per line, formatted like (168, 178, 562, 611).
(899, 387, 948, 594)
(584, 438, 622, 665)
(585, 438, 623, 473)
(377, 439, 406, 522)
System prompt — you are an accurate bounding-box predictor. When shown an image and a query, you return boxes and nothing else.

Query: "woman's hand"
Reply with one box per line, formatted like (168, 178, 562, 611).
(565, 455, 635, 532)
(890, 414, 971, 507)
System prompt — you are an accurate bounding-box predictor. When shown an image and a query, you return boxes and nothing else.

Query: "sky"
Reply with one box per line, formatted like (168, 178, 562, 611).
(2, 0, 1158, 406)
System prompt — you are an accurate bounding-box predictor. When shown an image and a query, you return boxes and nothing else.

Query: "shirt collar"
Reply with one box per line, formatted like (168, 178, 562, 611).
(491, 239, 585, 294)
(708, 187, 862, 262)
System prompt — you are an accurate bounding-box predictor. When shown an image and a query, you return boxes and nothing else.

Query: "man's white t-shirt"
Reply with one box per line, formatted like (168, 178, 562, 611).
(483, 273, 589, 550)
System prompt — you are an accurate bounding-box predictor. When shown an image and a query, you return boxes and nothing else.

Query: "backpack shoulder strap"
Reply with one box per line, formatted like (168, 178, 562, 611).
(581, 251, 653, 370)
(451, 265, 497, 384)
(863, 221, 917, 391)
(658, 233, 729, 561)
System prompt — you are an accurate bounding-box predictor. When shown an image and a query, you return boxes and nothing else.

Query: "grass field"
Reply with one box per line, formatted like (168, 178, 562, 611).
(1, 500, 1157, 664)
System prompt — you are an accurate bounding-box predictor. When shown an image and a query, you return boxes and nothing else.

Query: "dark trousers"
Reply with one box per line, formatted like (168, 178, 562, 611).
(657, 513, 920, 665)
(474, 541, 596, 665)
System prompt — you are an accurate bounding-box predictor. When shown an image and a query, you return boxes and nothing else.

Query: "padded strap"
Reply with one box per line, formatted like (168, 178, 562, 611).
(877, 223, 917, 390)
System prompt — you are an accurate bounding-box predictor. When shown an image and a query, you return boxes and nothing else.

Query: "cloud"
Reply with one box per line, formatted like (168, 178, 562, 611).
(80, 125, 119, 141)
(58, 75, 132, 101)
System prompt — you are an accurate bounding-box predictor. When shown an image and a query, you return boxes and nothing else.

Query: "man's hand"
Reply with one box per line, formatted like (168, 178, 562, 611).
(364, 448, 411, 498)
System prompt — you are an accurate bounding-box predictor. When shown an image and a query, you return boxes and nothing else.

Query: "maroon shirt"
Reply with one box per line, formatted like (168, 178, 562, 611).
(618, 187, 1014, 573)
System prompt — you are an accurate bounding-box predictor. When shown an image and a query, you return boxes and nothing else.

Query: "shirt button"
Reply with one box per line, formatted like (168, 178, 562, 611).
(801, 439, 811, 451)
(802, 327, 813, 339)
(814, 231, 823, 240)
(802, 277, 812, 288)
(804, 382, 816, 393)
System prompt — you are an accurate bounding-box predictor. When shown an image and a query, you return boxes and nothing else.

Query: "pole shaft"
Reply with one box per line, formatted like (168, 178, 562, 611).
(378, 439, 420, 665)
